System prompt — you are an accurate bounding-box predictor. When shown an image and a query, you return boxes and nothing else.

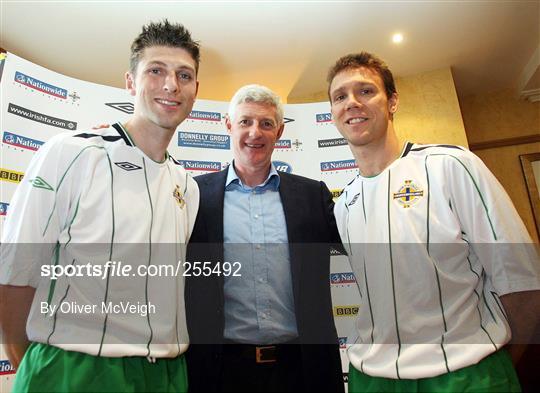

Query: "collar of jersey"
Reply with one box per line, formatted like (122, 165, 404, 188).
(115, 122, 170, 164)
(356, 141, 412, 181)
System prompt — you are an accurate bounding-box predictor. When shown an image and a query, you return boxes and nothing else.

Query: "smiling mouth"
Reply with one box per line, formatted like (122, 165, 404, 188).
(346, 117, 368, 124)
(245, 143, 264, 148)
(155, 98, 180, 107)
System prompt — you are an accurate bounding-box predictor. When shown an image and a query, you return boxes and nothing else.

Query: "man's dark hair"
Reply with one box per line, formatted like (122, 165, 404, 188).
(327, 52, 396, 99)
(130, 19, 200, 74)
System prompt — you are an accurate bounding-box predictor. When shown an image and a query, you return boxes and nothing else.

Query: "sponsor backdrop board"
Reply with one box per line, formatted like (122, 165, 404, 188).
(0, 52, 360, 389)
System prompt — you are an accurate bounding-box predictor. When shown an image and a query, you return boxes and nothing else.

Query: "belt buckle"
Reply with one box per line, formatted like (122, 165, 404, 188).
(255, 346, 276, 363)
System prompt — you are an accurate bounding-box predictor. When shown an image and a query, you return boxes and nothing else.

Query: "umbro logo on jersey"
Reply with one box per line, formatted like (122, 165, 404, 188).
(348, 193, 360, 206)
(115, 162, 142, 171)
(30, 176, 54, 191)
(393, 180, 424, 208)
(105, 102, 134, 114)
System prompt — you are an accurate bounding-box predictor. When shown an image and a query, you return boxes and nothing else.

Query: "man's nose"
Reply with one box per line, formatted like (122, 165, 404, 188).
(163, 72, 179, 93)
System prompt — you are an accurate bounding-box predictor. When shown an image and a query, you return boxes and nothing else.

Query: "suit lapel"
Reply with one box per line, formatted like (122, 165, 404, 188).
(200, 169, 227, 244)
(279, 173, 302, 311)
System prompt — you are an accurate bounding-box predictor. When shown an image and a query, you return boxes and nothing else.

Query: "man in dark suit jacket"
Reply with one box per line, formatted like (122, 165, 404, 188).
(185, 84, 344, 392)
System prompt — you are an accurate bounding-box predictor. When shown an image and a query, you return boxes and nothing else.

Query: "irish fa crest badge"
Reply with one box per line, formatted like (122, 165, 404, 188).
(393, 180, 424, 208)
(173, 185, 186, 209)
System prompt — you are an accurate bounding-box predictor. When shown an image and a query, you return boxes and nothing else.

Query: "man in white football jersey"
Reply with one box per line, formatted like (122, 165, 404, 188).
(0, 20, 200, 392)
(327, 52, 540, 392)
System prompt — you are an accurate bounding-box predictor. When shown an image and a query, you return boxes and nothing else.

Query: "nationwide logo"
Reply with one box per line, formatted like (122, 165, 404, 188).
(320, 159, 357, 172)
(316, 112, 333, 124)
(274, 140, 291, 149)
(178, 131, 230, 150)
(274, 139, 302, 150)
(330, 189, 343, 199)
(0, 202, 8, 216)
(338, 337, 347, 349)
(105, 102, 134, 114)
(0, 359, 15, 376)
(14, 71, 68, 99)
(0, 168, 24, 183)
(318, 137, 347, 148)
(330, 272, 357, 285)
(2, 131, 44, 151)
(187, 110, 222, 122)
(178, 160, 221, 172)
(8, 103, 77, 130)
(393, 180, 424, 208)
(334, 305, 359, 317)
(272, 160, 293, 173)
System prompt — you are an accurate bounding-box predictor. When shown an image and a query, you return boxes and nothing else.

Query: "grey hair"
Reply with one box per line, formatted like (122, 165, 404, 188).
(227, 84, 284, 125)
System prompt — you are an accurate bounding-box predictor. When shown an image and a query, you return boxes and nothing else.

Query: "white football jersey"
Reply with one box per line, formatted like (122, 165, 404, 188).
(0, 123, 199, 358)
(334, 142, 539, 379)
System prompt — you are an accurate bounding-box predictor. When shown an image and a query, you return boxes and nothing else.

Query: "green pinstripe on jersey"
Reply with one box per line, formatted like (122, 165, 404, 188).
(47, 258, 75, 345)
(142, 157, 155, 356)
(43, 145, 105, 237)
(46, 243, 60, 305)
(65, 195, 82, 247)
(427, 153, 497, 240)
(425, 155, 450, 373)
(97, 152, 115, 357)
(386, 170, 402, 379)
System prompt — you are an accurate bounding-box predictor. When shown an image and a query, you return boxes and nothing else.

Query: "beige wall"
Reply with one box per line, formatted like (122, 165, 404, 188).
(460, 89, 540, 242)
(288, 67, 468, 147)
(460, 88, 540, 144)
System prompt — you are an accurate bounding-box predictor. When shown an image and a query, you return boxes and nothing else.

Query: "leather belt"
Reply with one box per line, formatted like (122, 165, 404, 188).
(222, 339, 299, 364)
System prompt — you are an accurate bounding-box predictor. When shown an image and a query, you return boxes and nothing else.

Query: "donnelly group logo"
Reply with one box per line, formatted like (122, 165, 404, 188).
(177, 160, 221, 172)
(178, 131, 230, 150)
(15, 71, 68, 99)
(3, 131, 44, 151)
(320, 159, 357, 172)
(187, 110, 222, 122)
(0, 202, 8, 216)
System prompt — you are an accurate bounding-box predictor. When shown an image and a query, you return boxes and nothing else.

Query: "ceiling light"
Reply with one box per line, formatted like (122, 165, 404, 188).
(392, 33, 403, 44)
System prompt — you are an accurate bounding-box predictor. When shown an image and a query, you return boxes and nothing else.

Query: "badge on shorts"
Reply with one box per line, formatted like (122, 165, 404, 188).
(393, 180, 424, 208)
(173, 185, 186, 209)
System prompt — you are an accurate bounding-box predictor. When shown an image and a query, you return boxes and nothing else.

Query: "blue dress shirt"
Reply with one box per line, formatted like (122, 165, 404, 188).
(222, 163, 299, 344)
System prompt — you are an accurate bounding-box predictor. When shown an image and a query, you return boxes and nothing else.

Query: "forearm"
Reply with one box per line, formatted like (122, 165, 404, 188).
(500, 290, 540, 365)
(0, 285, 35, 369)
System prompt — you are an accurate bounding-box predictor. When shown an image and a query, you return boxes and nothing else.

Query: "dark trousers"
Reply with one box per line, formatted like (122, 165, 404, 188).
(219, 343, 304, 392)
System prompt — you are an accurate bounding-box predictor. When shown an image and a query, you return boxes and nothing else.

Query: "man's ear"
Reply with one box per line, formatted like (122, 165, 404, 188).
(276, 123, 285, 140)
(225, 115, 232, 135)
(388, 92, 399, 114)
(126, 72, 136, 96)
